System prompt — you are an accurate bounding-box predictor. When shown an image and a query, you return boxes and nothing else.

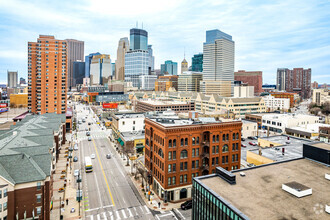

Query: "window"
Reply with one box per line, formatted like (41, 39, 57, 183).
(168, 152, 172, 160)
(192, 161, 195, 168)
(196, 148, 199, 156)
(226, 134, 229, 140)
(192, 149, 195, 157)
(212, 146, 215, 154)
(212, 158, 215, 165)
(0, 190, 1, 198)
(222, 144, 229, 152)
(236, 133, 239, 140)
(180, 162, 184, 171)
(181, 138, 184, 146)
(233, 133, 235, 140)
(184, 174, 187, 183)
(169, 140, 172, 148)
(184, 162, 187, 170)
(36, 207, 41, 215)
(223, 134, 225, 141)
(173, 163, 176, 172)
(37, 194, 42, 203)
(216, 157, 219, 165)
(212, 135, 215, 142)
(133, 121, 135, 124)
(168, 178, 171, 186)
(192, 137, 195, 145)
(133, 126, 135, 131)
(173, 139, 176, 147)
(196, 137, 199, 144)
(196, 160, 199, 168)
(180, 175, 183, 183)
(185, 138, 188, 146)
(37, 182, 41, 190)
(216, 135, 219, 142)
(0, 203, 1, 212)
(122, 121, 125, 125)
(172, 176, 176, 185)
(216, 145, 219, 153)
(3, 202, 7, 211)
(180, 150, 188, 158)
(173, 151, 176, 160)
(146, 138, 149, 146)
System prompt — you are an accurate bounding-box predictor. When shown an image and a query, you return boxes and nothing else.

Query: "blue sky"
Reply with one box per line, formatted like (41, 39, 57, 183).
(0, 0, 329, 84)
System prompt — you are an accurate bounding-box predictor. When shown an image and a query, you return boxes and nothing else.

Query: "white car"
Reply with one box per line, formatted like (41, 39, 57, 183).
(74, 169, 80, 177)
(91, 154, 96, 159)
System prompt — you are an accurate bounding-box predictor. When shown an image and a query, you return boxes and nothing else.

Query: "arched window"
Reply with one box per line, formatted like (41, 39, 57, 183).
(196, 137, 200, 144)
(173, 139, 176, 147)
(233, 133, 235, 140)
(158, 148, 164, 158)
(222, 144, 229, 152)
(180, 150, 188, 158)
(236, 133, 239, 140)
(212, 135, 215, 142)
(223, 134, 225, 141)
(226, 134, 229, 141)
(216, 135, 219, 142)
(185, 138, 188, 146)
(192, 137, 196, 145)
(181, 138, 184, 146)
(146, 138, 149, 146)
(169, 140, 172, 148)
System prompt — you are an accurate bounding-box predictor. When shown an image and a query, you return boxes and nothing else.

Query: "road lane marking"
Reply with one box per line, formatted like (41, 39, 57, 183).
(93, 169, 103, 207)
(85, 205, 114, 212)
(90, 215, 94, 220)
(174, 208, 186, 219)
(97, 214, 101, 220)
(133, 207, 138, 216)
(109, 211, 114, 220)
(127, 208, 133, 217)
(122, 198, 126, 204)
(92, 138, 115, 206)
(170, 211, 179, 220)
(103, 212, 107, 220)
(144, 205, 151, 214)
(115, 211, 121, 219)
(121, 209, 127, 218)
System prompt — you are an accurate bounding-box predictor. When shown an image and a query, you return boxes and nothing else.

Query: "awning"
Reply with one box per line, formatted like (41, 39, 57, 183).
(135, 145, 145, 149)
(119, 140, 124, 146)
(118, 137, 122, 142)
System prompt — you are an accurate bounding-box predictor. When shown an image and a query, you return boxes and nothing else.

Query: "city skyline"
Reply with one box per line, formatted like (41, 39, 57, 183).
(0, 0, 330, 84)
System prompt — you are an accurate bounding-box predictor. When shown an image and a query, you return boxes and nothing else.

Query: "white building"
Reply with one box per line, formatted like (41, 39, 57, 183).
(139, 75, 157, 90)
(241, 120, 258, 138)
(263, 95, 290, 111)
(262, 113, 320, 133)
(233, 86, 254, 98)
(112, 113, 145, 134)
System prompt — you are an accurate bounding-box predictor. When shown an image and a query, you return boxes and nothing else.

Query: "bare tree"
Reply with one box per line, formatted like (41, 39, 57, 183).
(321, 102, 330, 115)
(123, 141, 134, 166)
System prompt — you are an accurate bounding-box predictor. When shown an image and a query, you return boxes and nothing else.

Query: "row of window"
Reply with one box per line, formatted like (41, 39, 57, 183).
(0, 189, 7, 198)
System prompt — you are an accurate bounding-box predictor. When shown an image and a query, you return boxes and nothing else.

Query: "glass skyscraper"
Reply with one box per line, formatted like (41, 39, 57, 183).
(125, 50, 149, 88)
(130, 28, 148, 50)
(85, 52, 101, 78)
(161, 60, 178, 75)
(192, 53, 203, 72)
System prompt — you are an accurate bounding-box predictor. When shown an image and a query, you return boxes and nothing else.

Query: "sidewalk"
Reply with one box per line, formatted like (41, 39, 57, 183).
(51, 138, 82, 220)
(110, 139, 181, 212)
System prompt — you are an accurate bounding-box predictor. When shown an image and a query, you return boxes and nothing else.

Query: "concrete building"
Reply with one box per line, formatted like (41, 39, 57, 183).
(7, 71, 18, 88)
(161, 60, 178, 75)
(144, 117, 242, 202)
(312, 88, 330, 106)
(115, 38, 129, 81)
(262, 113, 320, 133)
(65, 39, 84, 89)
(241, 120, 258, 139)
(233, 85, 254, 98)
(201, 29, 234, 96)
(319, 126, 330, 143)
(262, 84, 276, 92)
(192, 143, 330, 219)
(311, 81, 318, 89)
(0, 113, 66, 220)
(269, 92, 299, 108)
(191, 53, 203, 72)
(148, 45, 155, 72)
(263, 95, 290, 111)
(155, 75, 178, 91)
(181, 58, 188, 74)
(286, 123, 330, 140)
(139, 75, 157, 90)
(234, 70, 263, 95)
(135, 99, 194, 113)
(178, 72, 203, 92)
(72, 60, 85, 86)
(28, 35, 67, 114)
(90, 54, 112, 86)
(111, 112, 145, 140)
(19, 77, 26, 85)
(9, 93, 28, 107)
(277, 68, 312, 99)
(85, 52, 101, 78)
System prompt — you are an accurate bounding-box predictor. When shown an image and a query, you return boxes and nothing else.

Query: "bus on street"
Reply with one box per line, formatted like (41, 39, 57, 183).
(85, 156, 93, 173)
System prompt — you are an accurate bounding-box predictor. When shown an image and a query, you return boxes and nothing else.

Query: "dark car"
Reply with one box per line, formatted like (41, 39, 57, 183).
(73, 156, 78, 162)
(181, 200, 192, 210)
(241, 138, 246, 141)
(88, 122, 92, 125)
(86, 131, 90, 136)
(106, 154, 111, 159)
(248, 136, 254, 140)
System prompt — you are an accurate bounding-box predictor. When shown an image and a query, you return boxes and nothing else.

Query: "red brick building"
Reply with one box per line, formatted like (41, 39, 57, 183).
(234, 70, 263, 95)
(269, 92, 299, 108)
(136, 100, 194, 113)
(144, 118, 242, 202)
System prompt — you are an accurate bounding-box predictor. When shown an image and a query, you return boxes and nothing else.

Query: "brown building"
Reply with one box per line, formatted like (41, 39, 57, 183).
(319, 126, 330, 143)
(269, 92, 299, 108)
(155, 75, 178, 91)
(28, 35, 67, 114)
(136, 100, 194, 113)
(144, 118, 242, 202)
(66, 39, 84, 89)
(234, 70, 263, 95)
(311, 81, 318, 89)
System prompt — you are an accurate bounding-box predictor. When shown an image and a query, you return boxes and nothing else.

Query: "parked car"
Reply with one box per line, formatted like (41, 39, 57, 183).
(91, 154, 96, 159)
(73, 156, 78, 162)
(253, 136, 258, 140)
(74, 144, 78, 151)
(74, 169, 80, 177)
(241, 144, 247, 148)
(85, 128, 88, 131)
(106, 154, 111, 159)
(88, 137, 92, 141)
(181, 200, 193, 210)
(88, 122, 92, 125)
(241, 138, 245, 141)
(248, 136, 254, 140)
(249, 142, 256, 146)
(86, 131, 90, 136)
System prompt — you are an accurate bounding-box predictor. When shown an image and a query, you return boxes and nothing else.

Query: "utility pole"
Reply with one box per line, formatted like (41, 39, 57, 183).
(59, 196, 61, 220)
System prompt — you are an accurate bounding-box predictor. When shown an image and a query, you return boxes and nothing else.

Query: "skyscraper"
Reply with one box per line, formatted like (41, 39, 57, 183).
(161, 60, 178, 75)
(148, 45, 155, 72)
(181, 58, 188, 74)
(19, 77, 26, 85)
(73, 60, 85, 86)
(115, 38, 129, 81)
(66, 39, 84, 89)
(28, 35, 67, 114)
(130, 28, 148, 50)
(90, 54, 112, 85)
(192, 53, 203, 72)
(7, 70, 18, 88)
(200, 29, 235, 96)
(85, 52, 101, 78)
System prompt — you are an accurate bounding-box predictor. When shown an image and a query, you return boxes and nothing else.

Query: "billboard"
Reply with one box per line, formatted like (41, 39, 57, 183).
(0, 103, 8, 108)
(102, 103, 118, 109)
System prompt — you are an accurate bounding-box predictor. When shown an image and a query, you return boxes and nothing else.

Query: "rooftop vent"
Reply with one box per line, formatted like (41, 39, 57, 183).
(325, 173, 330, 181)
(282, 181, 312, 198)
(326, 205, 330, 214)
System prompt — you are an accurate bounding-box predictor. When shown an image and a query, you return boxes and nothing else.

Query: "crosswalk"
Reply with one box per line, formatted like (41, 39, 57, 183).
(87, 205, 152, 220)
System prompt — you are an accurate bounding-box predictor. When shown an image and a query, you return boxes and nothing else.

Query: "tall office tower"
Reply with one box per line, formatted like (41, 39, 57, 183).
(276, 68, 289, 91)
(234, 70, 263, 95)
(200, 29, 234, 96)
(66, 39, 84, 89)
(192, 53, 203, 72)
(125, 28, 150, 89)
(19, 77, 26, 85)
(28, 35, 67, 114)
(148, 45, 155, 72)
(181, 58, 188, 74)
(115, 37, 129, 80)
(7, 70, 18, 88)
(90, 54, 112, 85)
(161, 60, 178, 75)
(111, 63, 115, 77)
(85, 52, 101, 78)
(73, 60, 85, 86)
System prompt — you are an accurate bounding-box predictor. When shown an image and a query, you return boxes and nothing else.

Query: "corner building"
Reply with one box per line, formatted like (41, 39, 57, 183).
(144, 118, 242, 202)
(28, 35, 67, 114)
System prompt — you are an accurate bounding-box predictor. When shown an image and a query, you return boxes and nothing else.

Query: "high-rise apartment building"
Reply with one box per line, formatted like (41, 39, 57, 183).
(192, 53, 203, 72)
(85, 52, 101, 78)
(7, 70, 18, 88)
(234, 70, 263, 95)
(66, 39, 84, 89)
(181, 58, 188, 74)
(73, 60, 85, 86)
(28, 35, 67, 114)
(276, 68, 312, 99)
(115, 38, 129, 81)
(201, 29, 234, 96)
(161, 60, 178, 75)
(178, 71, 203, 92)
(90, 54, 112, 85)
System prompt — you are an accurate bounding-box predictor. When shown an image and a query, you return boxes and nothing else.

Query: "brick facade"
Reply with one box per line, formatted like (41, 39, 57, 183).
(234, 70, 263, 95)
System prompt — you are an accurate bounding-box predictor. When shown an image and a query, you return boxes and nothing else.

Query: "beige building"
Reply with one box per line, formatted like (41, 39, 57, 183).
(233, 86, 254, 98)
(241, 120, 258, 138)
(66, 39, 84, 89)
(115, 37, 129, 81)
(181, 58, 188, 74)
(312, 88, 330, 106)
(200, 80, 232, 96)
(178, 72, 203, 92)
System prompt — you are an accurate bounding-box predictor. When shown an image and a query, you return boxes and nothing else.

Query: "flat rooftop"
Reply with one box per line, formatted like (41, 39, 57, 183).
(121, 130, 145, 141)
(200, 159, 330, 219)
(113, 113, 145, 119)
(311, 142, 330, 151)
(138, 99, 192, 105)
(148, 118, 240, 128)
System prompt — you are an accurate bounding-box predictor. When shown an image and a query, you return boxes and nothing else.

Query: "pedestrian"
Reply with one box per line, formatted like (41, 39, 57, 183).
(158, 202, 161, 208)
(66, 198, 68, 205)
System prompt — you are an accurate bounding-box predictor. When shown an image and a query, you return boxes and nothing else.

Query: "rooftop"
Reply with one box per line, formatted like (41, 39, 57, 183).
(138, 99, 192, 106)
(310, 142, 330, 151)
(121, 130, 145, 141)
(198, 158, 330, 219)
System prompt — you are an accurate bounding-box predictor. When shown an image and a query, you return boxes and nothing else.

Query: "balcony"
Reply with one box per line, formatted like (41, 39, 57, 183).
(200, 152, 209, 158)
